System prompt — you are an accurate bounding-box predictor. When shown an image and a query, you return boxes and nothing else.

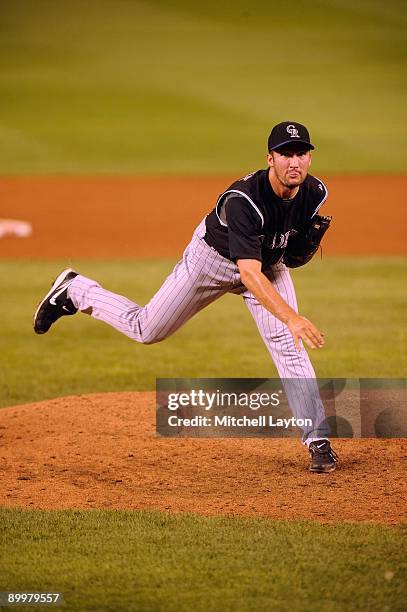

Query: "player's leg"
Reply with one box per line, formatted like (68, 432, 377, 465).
(34, 220, 238, 343)
(239, 263, 331, 446)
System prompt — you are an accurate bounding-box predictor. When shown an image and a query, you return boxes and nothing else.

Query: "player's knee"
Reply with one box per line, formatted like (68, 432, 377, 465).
(124, 311, 169, 344)
(137, 327, 166, 345)
(139, 334, 161, 345)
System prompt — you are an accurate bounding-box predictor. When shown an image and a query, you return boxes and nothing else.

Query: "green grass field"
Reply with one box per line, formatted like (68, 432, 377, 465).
(1, 257, 406, 408)
(1, 1, 406, 609)
(0, 0, 406, 174)
(1, 510, 405, 611)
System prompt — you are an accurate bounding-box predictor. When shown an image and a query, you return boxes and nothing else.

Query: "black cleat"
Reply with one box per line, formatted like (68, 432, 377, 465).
(308, 440, 338, 473)
(33, 268, 78, 334)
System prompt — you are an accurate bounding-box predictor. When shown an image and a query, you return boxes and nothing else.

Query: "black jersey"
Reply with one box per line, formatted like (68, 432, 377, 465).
(204, 168, 328, 270)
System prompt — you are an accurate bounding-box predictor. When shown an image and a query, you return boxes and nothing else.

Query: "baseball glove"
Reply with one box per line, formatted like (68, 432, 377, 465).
(283, 214, 332, 268)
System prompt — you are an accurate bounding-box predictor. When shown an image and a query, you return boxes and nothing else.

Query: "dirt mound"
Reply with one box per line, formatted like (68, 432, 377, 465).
(0, 392, 405, 523)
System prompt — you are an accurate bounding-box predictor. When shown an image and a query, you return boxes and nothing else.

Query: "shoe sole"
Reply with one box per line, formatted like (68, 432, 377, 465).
(33, 268, 75, 334)
(309, 463, 337, 473)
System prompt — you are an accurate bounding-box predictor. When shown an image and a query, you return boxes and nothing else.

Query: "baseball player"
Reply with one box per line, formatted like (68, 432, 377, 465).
(33, 121, 338, 473)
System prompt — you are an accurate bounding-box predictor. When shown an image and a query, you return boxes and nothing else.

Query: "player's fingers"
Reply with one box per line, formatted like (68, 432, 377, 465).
(299, 317, 323, 342)
(302, 334, 318, 350)
(307, 333, 323, 349)
(305, 324, 324, 347)
(309, 331, 324, 347)
(300, 326, 322, 349)
(292, 332, 301, 353)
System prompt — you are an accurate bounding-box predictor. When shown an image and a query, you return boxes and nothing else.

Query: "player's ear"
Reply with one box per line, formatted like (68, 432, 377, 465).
(267, 153, 274, 168)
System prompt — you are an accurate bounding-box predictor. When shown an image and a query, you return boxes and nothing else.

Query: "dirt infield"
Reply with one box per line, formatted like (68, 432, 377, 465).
(1, 175, 406, 257)
(0, 393, 405, 523)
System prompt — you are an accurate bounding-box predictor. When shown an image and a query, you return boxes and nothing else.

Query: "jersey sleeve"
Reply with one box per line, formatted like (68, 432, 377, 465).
(225, 196, 263, 261)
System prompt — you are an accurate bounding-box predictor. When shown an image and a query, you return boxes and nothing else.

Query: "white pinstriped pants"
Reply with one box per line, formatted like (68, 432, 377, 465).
(68, 219, 329, 441)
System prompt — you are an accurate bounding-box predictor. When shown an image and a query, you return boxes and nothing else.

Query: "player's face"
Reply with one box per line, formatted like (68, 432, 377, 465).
(267, 148, 311, 188)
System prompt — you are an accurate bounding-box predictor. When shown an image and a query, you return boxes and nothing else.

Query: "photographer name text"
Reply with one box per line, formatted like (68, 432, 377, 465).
(167, 415, 312, 428)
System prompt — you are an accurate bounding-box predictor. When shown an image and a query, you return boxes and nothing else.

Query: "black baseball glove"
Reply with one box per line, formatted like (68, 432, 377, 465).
(283, 214, 332, 268)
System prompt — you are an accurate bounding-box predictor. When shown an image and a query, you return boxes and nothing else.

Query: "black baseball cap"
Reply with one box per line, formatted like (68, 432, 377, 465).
(268, 121, 315, 152)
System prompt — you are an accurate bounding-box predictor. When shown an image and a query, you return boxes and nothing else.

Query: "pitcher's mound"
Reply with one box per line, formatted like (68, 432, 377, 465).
(0, 392, 405, 523)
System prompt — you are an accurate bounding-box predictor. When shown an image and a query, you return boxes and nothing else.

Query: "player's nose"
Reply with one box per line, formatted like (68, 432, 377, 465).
(289, 155, 300, 167)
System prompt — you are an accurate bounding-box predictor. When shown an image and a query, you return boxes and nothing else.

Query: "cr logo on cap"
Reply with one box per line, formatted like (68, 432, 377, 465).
(286, 124, 300, 138)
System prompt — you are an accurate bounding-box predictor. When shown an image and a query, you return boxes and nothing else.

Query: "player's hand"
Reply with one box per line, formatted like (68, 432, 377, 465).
(286, 314, 325, 352)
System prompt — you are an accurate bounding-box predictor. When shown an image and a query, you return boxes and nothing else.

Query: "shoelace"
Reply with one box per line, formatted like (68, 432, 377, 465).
(328, 447, 339, 462)
(311, 444, 339, 462)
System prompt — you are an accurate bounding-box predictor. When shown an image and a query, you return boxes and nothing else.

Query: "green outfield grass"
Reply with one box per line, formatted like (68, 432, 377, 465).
(0, 509, 405, 611)
(2, 3, 406, 608)
(0, 0, 406, 174)
(0, 257, 406, 408)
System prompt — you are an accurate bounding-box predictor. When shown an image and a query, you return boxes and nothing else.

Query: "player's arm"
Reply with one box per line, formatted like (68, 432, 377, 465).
(237, 258, 324, 351)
